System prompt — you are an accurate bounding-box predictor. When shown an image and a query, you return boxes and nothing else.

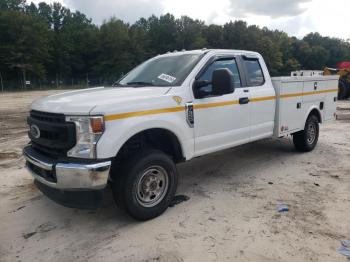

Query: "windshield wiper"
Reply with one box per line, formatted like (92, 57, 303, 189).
(126, 81, 154, 86)
(112, 81, 128, 87)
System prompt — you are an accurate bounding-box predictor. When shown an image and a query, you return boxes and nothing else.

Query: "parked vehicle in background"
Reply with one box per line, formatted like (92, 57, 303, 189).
(23, 49, 339, 220)
(324, 64, 350, 100)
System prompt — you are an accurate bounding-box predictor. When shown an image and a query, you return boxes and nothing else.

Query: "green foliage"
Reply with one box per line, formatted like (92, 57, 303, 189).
(0, 0, 26, 11)
(0, 9, 49, 84)
(94, 18, 132, 81)
(203, 25, 224, 48)
(175, 16, 207, 50)
(0, 1, 350, 89)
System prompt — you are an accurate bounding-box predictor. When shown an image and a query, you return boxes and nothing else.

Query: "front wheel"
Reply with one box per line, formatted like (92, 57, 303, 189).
(293, 115, 319, 152)
(111, 149, 178, 220)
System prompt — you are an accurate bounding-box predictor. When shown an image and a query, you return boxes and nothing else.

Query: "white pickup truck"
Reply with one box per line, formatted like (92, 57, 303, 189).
(23, 49, 339, 220)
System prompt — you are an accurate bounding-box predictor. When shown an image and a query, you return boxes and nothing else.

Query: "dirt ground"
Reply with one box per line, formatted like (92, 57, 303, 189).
(0, 90, 349, 262)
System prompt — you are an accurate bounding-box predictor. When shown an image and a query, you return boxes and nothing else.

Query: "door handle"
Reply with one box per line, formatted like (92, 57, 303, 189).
(239, 97, 250, 105)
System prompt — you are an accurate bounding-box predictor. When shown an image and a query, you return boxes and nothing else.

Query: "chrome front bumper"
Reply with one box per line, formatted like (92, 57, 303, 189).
(23, 146, 111, 190)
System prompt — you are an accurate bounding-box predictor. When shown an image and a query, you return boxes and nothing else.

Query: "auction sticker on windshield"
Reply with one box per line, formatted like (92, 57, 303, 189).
(158, 73, 176, 83)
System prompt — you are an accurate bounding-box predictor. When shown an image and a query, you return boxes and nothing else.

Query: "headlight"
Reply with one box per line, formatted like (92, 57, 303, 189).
(65, 116, 104, 159)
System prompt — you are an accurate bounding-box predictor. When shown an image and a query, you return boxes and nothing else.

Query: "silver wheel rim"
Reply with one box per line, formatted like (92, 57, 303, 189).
(136, 166, 169, 207)
(306, 122, 316, 144)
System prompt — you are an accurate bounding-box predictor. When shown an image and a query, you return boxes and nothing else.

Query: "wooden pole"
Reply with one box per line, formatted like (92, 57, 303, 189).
(23, 68, 26, 90)
(0, 72, 4, 92)
(86, 73, 89, 88)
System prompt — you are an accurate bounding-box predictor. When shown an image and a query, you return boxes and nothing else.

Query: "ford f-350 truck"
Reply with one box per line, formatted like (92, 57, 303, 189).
(23, 49, 339, 220)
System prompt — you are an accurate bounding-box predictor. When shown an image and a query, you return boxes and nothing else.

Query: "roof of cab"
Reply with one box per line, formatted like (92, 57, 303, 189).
(157, 49, 260, 57)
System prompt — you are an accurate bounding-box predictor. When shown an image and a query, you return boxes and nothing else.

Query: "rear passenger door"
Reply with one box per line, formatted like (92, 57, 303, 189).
(242, 55, 276, 141)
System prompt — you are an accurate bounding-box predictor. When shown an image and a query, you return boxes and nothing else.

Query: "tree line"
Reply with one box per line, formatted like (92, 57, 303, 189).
(1, 0, 350, 90)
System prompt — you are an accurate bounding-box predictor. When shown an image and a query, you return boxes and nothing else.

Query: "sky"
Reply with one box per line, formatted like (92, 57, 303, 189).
(31, 0, 350, 39)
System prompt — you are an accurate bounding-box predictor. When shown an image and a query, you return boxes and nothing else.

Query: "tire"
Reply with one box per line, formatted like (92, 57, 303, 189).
(293, 115, 319, 152)
(111, 149, 178, 220)
(338, 81, 348, 100)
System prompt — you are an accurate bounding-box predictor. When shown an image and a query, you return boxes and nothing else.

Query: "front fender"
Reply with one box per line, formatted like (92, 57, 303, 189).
(96, 113, 194, 160)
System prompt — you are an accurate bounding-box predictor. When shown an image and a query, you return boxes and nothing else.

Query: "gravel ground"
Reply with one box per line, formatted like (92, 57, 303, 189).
(0, 90, 349, 262)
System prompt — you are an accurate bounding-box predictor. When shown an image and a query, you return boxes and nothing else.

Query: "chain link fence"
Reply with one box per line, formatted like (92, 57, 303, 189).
(0, 77, 117, 92)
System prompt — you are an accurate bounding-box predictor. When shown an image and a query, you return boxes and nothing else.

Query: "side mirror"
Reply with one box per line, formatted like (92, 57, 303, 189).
(211, 68, 234, 96)
(193, 80, 211, 99)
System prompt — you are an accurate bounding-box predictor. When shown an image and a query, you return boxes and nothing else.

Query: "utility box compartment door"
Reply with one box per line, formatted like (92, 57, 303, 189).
(302, 80, 326, 102)
(323, 78, 339, 121)
(303, 80, 326, 121)
(272, 78, 303, 137)
(302, 77, 339, 122)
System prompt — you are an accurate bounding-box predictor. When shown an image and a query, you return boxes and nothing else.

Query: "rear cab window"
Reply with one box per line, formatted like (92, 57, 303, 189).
(243, 57, 265, 86)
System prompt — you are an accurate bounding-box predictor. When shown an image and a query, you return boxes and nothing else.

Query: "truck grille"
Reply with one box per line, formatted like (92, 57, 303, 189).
(27, 111, 76, 158)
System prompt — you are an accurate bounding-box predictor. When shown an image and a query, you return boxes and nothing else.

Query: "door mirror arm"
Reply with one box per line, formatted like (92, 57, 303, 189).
(193, 80, 211, 89)
(193, 80, 211, 99)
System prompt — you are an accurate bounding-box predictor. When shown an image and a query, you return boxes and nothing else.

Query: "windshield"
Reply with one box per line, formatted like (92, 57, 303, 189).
(118, 53, 204, 87)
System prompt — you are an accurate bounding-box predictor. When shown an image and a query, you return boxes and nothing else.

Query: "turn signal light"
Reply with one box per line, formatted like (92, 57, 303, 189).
(90, 117, 104, 134)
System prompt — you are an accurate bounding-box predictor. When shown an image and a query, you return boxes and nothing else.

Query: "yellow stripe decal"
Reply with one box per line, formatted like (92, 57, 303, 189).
(250, 96, 276, 102)
(280, 88, 338, 98)
(280, 92, 304, 98)
(104, 88, 338, 121)
(193, 100, 239, 109)
(104, 106, 184, 121)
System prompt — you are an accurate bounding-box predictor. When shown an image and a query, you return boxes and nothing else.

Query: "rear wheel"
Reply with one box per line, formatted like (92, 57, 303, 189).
(293, 115, 319, 152)
(111, 149, 178, 220)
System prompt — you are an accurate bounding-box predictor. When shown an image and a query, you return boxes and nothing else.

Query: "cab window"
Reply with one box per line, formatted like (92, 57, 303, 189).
(243, 58, 265, 86)
(198, 58, 242, 93)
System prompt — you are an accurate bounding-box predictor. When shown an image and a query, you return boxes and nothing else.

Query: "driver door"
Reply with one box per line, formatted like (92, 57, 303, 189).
(193, 56, 251, 156)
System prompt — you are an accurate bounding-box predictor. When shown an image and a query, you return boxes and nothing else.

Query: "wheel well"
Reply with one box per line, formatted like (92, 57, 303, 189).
(115, 129, 184, 164)
(309, 108, 322, 123)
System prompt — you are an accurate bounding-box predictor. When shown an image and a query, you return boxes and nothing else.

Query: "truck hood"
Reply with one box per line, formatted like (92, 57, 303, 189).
(31, 86, 171, 115)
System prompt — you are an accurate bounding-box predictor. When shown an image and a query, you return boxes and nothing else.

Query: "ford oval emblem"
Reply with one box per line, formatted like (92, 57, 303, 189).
(30, 124, 40, 139)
